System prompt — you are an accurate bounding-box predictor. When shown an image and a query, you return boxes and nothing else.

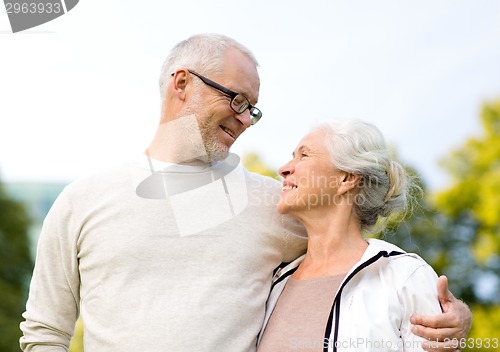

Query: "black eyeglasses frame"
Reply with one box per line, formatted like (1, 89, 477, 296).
(173, 70, 262, 125)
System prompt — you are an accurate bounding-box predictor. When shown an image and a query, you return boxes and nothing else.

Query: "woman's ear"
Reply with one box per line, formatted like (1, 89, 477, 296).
(337, 173, 361, 195)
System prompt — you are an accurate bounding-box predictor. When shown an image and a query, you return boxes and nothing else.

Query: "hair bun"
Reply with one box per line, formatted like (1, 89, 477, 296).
(384, 160, 405, 202)
(317, 119, 420, 234)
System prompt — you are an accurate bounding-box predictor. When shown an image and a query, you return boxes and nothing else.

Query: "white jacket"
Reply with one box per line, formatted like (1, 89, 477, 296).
(259, 239, 442, 352)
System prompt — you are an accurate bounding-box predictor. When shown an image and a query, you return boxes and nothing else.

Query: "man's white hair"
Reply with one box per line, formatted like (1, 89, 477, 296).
(158, 34, 259, 100)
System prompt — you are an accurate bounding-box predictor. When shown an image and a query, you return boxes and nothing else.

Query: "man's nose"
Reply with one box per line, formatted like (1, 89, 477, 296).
(235, 109, 252, 128)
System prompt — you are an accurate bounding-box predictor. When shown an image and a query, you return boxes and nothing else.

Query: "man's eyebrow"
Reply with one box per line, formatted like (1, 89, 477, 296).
(239, 90, 257, 105)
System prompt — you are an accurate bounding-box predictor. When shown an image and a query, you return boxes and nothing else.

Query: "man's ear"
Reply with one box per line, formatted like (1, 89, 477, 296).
(171, 69, 189, 100)
(337, 173, 361, 195)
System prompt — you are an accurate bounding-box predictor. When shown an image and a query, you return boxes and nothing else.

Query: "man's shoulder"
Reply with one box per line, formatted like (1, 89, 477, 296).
(64, 163, 137, 196)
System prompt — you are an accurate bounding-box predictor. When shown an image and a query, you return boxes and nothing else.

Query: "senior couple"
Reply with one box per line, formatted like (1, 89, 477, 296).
(21, 34, 471, 352)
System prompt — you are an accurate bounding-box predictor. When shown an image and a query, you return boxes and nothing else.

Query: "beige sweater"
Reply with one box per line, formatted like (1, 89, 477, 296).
(20, 156, 307, 352)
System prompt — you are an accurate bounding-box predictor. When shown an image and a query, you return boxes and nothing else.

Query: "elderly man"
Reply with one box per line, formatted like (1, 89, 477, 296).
(20, 34, 471, 352)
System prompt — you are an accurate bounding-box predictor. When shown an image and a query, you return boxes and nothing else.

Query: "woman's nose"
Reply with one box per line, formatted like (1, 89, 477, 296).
(278, 161, 295, 177)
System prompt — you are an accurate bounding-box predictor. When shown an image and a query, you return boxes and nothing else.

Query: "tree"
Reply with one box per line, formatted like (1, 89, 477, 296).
(383, 168, 481, 305)
(434, 99, 500, 301)
(385, 102, 500, 306)
(432, 100, 500, 351)
(383, 100, 500, 351)
(0, 181, 33, 352)
(242, 153, 279, 179)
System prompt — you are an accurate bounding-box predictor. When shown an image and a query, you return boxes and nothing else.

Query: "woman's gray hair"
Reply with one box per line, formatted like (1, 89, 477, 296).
(316, 119, 419, 234)
(158, 33, 259, 99)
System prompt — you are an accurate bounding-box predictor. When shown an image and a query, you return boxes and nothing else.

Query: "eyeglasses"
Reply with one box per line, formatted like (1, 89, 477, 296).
(187, 70, 262, 125)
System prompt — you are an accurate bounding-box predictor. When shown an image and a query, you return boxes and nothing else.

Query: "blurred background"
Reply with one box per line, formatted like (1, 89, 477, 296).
(1, 0, 499, 351)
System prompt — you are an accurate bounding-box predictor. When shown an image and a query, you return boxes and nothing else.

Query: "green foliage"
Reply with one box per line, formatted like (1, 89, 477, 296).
(383, 100, 500, 349)
(431, 100, 500, 350)
(467, 305, 500, 351)
(68, 318, 84, 352)
(381, 166, 480, 303)
(382, 102, 500, 306)
(433, 100, 500, 302)
(436, 101, 500, 250)
(0, 182, 33, 352)
(242, 153, 278, 178)
(383, 184, 481, 304)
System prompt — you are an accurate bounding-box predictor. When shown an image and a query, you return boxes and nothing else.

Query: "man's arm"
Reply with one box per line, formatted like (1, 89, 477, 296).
(20, 189, 80, 351)
(410, 275, 472, 352)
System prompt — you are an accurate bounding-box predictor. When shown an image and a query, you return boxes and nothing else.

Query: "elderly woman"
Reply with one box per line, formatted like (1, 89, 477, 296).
(257, 119, 456, 352)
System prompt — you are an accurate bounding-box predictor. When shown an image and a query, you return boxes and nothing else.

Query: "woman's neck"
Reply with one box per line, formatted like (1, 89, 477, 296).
(293, 207, 368, 279)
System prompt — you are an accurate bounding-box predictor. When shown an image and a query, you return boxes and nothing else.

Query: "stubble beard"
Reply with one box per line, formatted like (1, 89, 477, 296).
(179, 92, 230, 163)
(198, 119, 230, 163)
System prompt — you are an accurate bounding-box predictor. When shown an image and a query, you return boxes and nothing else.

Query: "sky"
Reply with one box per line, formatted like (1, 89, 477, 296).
(1, 0, 500, 192)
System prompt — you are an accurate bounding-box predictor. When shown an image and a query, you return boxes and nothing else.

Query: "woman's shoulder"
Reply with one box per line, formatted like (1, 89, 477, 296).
(365, 238, 438, 284)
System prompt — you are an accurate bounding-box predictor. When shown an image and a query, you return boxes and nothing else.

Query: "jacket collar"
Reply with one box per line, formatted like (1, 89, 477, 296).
(273, 238, 409, 283)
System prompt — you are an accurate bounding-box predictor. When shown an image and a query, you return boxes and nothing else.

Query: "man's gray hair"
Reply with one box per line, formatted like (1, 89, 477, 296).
(159, 34, 259, 99)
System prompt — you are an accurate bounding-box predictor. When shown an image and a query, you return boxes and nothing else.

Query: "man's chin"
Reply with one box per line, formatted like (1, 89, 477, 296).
(200, 150, 229, 163)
